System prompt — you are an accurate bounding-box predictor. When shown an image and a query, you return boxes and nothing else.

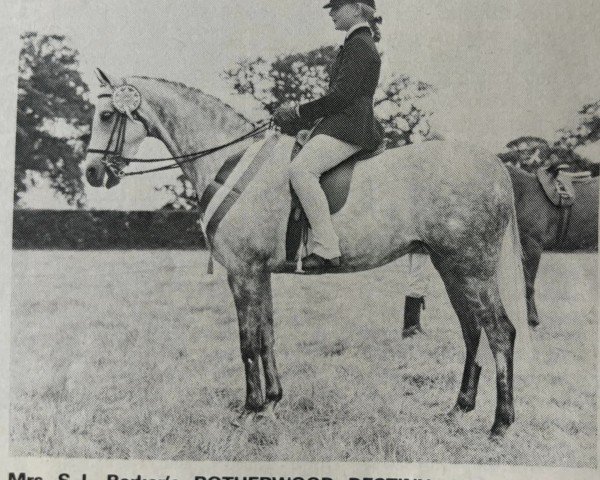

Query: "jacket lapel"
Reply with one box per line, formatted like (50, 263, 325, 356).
(330, 46, 344, 84)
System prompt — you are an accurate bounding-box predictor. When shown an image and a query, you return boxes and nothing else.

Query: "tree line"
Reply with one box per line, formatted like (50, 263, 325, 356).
(14, 32, 600, 210)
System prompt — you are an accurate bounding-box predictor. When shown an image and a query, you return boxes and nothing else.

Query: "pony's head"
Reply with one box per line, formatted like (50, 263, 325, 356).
(84, 68, 149, 188)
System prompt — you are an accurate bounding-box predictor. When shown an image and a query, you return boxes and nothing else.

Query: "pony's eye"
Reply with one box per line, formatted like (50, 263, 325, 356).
(99, 111, 114, 121)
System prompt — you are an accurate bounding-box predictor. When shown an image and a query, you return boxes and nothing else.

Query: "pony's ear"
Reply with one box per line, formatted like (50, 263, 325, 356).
(95, 68, 120, 87)
(95, 68, 111, 86)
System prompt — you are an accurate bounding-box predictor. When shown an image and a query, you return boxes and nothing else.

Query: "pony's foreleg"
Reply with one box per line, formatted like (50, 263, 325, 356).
(228, 272, 266, 420)
(257, 273, 283, 418)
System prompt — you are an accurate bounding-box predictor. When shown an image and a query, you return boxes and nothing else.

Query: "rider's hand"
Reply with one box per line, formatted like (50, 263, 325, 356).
(273, 103, 299, 127)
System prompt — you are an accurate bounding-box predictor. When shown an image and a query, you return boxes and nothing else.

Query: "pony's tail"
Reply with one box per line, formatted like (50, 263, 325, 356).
(496, 192, 533, 374)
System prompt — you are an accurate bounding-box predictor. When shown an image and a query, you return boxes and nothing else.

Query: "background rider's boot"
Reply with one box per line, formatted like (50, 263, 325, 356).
(402, 296, 425, 338)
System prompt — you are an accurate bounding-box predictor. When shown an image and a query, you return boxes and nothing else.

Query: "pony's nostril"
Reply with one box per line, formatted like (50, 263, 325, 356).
(86, 165, 104, 187)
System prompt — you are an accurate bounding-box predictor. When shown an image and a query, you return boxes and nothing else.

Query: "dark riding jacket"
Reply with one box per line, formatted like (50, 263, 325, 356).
(298, 26, 384, 150)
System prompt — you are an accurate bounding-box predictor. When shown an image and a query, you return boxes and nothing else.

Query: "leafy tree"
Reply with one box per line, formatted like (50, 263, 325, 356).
(499, 101, 600, 176)
(158, 174, 199, 210)
(550, 101, 600, 175)
(555, 100, 600, 149)
(16, 32, 93, 207)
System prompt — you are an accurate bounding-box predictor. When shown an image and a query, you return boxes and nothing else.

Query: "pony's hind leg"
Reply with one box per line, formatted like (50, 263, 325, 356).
(521, 236, 543, 327)
(434, 263, 516, 437)
(434, 269, 483, 415)
(481, 285, 516, 438)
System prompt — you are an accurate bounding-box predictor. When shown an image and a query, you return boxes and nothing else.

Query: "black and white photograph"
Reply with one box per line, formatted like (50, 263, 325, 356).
(1, 0, 598, 477)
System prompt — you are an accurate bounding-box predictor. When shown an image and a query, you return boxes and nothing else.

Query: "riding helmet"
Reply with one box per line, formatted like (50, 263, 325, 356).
(323, 0, 376, 9)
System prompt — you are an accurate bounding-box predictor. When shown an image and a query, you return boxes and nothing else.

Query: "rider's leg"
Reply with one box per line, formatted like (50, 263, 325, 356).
(290, 134, 361, 260)
(403, 252, 430, 337)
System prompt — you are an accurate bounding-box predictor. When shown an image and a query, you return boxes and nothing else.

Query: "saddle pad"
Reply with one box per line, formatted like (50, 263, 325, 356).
(536, 166, 576, 207)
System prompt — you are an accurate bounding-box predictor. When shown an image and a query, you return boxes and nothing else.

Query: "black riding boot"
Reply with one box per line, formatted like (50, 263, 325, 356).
(402, 296, 425, 338)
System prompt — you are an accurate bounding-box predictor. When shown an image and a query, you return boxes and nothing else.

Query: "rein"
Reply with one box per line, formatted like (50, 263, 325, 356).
(87, 87, 272, 178)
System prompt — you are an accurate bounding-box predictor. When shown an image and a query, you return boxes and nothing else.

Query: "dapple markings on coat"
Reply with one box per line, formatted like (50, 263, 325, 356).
(85, 71, 529, 437)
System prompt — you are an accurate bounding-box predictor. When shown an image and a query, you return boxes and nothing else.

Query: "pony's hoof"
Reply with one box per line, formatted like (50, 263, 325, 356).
(489, 422, 511, 440)
(256, 401, 278, 422)
(447, 406, 461, 418)
(402, 325, 426, 338)
(446, 404, 471, 420)
(231, 410, 256, 428)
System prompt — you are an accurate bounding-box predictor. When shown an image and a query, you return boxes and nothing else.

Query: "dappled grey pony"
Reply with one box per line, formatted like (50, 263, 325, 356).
(84, 70, 529, 437)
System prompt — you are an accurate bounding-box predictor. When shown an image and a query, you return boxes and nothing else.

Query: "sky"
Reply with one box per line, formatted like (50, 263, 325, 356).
(16, 0, 600, 210)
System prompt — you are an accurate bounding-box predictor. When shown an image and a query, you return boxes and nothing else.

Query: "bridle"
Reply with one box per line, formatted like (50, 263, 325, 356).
(87, 83, 272, 178)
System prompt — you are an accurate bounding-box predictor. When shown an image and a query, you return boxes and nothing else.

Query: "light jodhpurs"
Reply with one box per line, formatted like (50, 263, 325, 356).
(290, 134, 361, 259)
(407, 252, 431, 298)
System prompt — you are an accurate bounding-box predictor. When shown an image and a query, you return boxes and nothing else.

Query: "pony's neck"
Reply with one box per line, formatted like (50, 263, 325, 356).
(128, 76, 253, 195)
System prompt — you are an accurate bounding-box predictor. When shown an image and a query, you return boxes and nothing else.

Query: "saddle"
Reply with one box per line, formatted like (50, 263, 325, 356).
(285, 129, 387, 261)
(536, 165, 592, 245)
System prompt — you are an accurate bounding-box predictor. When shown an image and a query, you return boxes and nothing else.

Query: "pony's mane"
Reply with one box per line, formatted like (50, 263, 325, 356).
(130, 75, 251, 127)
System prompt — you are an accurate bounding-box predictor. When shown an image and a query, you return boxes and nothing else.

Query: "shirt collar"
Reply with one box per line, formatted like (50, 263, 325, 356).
(345, 21, 372, 40)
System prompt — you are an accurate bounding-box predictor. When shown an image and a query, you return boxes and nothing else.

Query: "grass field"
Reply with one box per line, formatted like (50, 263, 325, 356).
(9, 250, 598, 466)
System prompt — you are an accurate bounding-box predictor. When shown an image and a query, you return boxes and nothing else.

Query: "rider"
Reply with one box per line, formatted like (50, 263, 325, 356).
(273, 0, 384, 270)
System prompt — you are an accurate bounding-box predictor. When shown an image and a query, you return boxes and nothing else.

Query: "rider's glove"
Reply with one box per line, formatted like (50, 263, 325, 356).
(273, 102, 299, 127)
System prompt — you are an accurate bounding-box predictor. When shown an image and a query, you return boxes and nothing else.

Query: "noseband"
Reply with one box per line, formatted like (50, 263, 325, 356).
(87, 83, 272, 178)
